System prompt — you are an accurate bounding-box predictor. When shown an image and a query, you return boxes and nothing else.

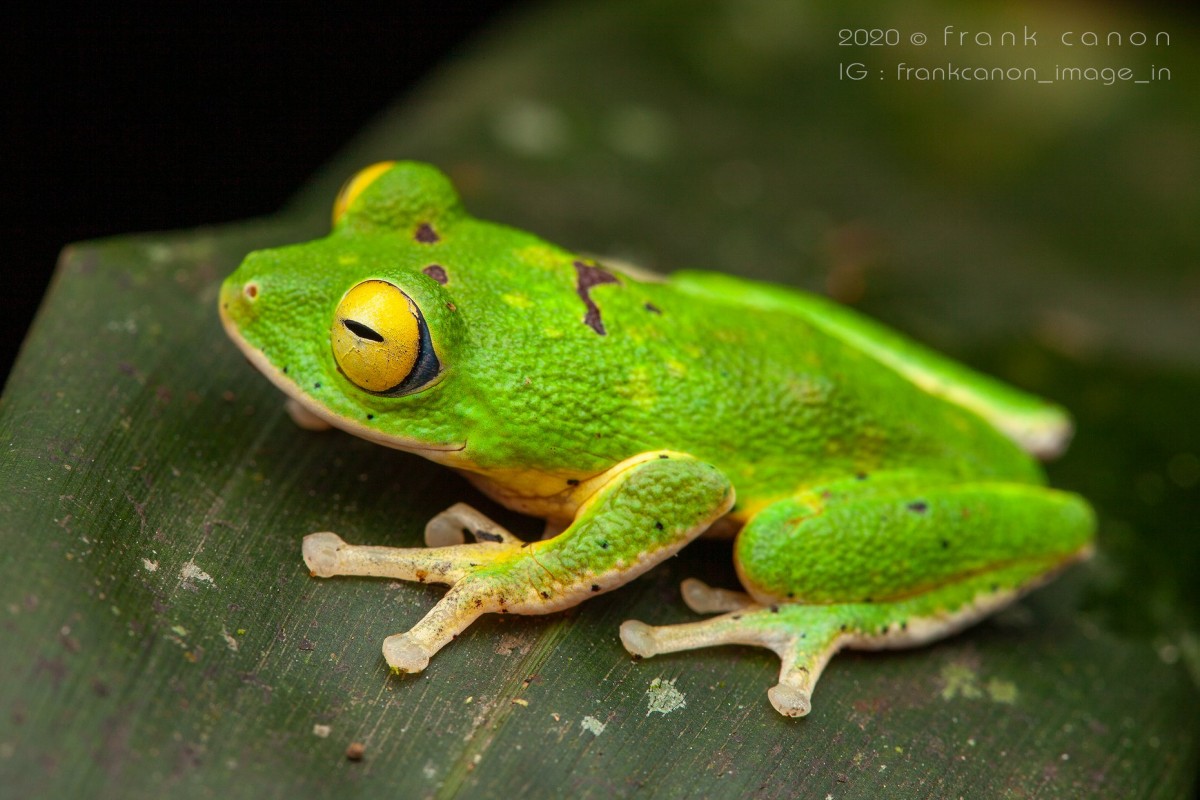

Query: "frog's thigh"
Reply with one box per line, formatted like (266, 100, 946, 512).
(622, 479, 1094, 717)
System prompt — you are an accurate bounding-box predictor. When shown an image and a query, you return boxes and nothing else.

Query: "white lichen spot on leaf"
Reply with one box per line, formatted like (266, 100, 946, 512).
(986, 677, 1019, 704)
(180, 560, 216, 589)
(940, 660, 1019, 704)
(645, 677, 686, 716)
(580, 715, 607, 736)
(940, 662, 984, 700)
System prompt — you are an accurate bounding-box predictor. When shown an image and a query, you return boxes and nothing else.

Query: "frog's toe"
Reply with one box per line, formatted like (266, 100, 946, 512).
(680, 578, 754, 614)
(302, 532, 347, 578)
(285, 398, 334, 431)
(423, 502, 521, 547)
(382, 633, 432, 673)
(618, 620, 659, 658)
(767, 682, 812, 718)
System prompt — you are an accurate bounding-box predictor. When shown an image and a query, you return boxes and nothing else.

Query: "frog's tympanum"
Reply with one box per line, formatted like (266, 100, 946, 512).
(220, 162, 1094, 716)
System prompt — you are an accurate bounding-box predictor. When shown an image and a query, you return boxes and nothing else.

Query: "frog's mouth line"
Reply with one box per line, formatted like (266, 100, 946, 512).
(219, 303, 467, 457)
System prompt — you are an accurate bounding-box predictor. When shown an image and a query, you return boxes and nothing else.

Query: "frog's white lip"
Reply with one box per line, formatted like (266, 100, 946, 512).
(219, 304, 466, 456)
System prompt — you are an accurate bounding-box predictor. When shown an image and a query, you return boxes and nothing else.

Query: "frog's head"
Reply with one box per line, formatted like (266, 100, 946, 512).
(219, 161, 478, 459)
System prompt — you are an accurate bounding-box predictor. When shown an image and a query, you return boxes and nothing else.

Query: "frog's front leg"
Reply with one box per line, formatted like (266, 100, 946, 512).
(302, 451, 734, 673)
(621, 477, 1095, 717)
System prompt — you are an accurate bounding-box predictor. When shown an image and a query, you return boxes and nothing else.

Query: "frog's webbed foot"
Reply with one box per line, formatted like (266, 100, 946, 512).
(621, 579, 836, 718)
(303, 451, 734, 676)
(302, 529, 535, 672)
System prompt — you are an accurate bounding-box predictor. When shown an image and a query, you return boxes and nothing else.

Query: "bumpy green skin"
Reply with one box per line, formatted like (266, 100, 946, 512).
(220, 162, 1095, 716)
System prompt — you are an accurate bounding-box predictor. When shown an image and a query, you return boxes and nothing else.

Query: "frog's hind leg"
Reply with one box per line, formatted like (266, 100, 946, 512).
(623, 574, 1043, 718)
(622, 477, 1095, 717)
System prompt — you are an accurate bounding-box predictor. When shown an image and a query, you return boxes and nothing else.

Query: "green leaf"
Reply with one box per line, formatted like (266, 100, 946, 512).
(3, 1, 1198, 797)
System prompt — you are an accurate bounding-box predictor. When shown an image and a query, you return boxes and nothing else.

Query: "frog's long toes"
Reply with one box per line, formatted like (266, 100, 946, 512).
(383, 633, 432, 673)
(423, 502, 522, 547)
(303, 532, 347, 578)
(767, 682, 812, 718)
(619, 620, 661, 658)
(680, 578, 754, 614)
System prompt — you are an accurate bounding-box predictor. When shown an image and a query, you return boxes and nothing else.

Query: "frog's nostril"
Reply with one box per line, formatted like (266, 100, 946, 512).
(244, 282, 259, 300)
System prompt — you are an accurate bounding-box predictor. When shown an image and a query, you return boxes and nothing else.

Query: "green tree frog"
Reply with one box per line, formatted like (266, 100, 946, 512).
(219, 161, 1094, 717)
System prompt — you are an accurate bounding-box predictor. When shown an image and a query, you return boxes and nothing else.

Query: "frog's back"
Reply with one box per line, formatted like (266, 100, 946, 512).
(596, 268, 1067, 506)
(430, 215, 1062, 509)
(668, 270, 1072, 457)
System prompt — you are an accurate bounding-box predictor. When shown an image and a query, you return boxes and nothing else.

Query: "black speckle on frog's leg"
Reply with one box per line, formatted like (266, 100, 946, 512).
(366, 414, 375, 420)
(474, 530, 503, 543)
(644, 302, 662, 314)
(941, 539, 950, 549)
(313, 382, 321, 389)
(566, 478, 579, 486)
(856, 472, 869, 481)
(422, 264, 449, 284)
(283, 366, 289, 374)
(908, 501, 928, 513)
(414, 222, 439, 244)
(573, 260, 621, 335)
(599, 541, 609, 550)
(654, 521, 664, 530)
(591, 584, 601, 592)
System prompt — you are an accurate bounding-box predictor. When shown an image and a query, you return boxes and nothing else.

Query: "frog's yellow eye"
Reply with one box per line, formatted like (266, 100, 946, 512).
(332, 162, 396, 226)
(331, 280, 440, 394)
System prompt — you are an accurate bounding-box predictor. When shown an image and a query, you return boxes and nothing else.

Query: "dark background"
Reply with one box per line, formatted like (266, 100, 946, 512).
(4, 3, 526, 382)
(5, 1, 1194, 384)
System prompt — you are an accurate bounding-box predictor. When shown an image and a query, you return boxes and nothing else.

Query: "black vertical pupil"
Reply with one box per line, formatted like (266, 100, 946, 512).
(344, 319, 384, 342)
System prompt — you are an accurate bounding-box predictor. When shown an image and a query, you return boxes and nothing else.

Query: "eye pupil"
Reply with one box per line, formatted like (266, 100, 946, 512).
(343, 319, 385, 342)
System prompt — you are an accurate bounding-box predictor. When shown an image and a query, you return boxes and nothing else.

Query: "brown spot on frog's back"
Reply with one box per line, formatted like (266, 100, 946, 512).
(414, 222, 439, 244)
(573, 260, 621, 335)
(422, 264, 449, 284)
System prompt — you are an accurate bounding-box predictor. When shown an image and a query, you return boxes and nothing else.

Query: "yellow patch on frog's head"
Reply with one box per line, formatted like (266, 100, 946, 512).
(332, 162, 396, 226)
